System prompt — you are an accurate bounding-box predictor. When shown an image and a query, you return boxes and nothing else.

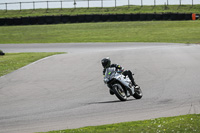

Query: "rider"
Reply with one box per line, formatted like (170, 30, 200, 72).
(101, 57, 139, 95)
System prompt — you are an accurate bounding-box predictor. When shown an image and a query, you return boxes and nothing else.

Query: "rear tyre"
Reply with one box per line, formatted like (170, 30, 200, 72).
(112, 84, 127, 101)
(133, 87, 143, 99)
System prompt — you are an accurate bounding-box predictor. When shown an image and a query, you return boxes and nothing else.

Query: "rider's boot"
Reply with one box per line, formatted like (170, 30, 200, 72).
(131, 79, 138, 87)
(131, 79, 140, 91)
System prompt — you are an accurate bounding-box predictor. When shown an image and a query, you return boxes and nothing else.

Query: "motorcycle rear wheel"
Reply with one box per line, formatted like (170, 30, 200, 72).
(133, 87, 143, 99)
(112, 84, 127, 101)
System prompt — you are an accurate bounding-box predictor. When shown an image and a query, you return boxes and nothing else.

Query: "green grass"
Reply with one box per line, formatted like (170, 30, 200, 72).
(0, 21, 200, 44)
(0, 5, 200, 18)
(0, 52, 64, 77)
(40, 114, 200, 133)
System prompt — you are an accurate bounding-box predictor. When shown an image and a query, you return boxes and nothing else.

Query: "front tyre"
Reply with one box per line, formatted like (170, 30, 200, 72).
(133, 86, 143, 99)
(112, 84, 127, 101)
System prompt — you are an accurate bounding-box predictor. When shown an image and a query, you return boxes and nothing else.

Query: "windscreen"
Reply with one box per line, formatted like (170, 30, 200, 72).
(104, 67, 116, 80)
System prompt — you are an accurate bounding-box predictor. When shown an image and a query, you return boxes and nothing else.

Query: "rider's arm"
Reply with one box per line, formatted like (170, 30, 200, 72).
(111, 64, 124, 73)
(103, 69, 106, 76)
(111, 64, 122, 69)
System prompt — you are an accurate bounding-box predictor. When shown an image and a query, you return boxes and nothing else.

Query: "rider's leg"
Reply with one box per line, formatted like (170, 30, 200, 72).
(123, 70, 138, 86)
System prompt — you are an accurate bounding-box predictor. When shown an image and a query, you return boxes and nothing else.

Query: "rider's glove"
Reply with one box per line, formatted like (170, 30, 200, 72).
(117, 65, 122, 69)
(117, 66, 124, 73)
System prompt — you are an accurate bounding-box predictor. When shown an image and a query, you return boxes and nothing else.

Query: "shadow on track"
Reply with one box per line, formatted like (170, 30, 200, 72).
(88, 99, 136, 105)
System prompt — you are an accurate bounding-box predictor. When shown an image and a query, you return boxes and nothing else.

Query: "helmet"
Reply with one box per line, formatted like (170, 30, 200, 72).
(101, 57, 111, 68)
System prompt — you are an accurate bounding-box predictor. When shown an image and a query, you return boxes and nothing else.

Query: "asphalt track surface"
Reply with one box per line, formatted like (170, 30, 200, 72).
(0, 43, 200, 133)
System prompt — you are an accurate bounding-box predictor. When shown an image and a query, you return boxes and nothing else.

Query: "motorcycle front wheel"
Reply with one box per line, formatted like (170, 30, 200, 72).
(112, 84, 127, 101)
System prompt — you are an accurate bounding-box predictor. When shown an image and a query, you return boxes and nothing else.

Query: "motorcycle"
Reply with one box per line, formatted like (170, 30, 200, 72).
(104, 67, 143, 101)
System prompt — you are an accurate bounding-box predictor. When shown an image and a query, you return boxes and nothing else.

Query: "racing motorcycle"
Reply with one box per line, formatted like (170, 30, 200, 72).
(104, 67, 143, 101)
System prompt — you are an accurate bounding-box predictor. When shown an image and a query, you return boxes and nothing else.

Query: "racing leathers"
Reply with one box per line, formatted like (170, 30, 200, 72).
(103, 64, 138, 87)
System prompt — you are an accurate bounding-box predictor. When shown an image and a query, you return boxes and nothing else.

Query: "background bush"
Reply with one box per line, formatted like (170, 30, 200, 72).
(0, 50, 5, 55)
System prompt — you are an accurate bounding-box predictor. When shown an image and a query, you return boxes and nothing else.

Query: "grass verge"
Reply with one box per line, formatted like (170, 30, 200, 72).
(0, 52, 65, 77)
(0, 5, 200, 18)
(40, 114, 200, 133)
(0, 21, 200, 44)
